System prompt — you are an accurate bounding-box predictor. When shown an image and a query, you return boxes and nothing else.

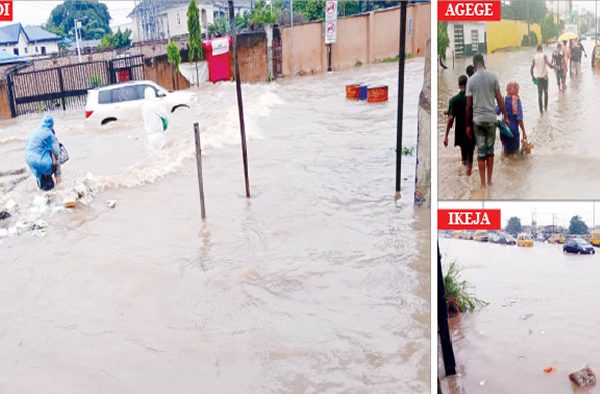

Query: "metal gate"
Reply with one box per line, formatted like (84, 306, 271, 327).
(7, 55, 145, 117)
(453, 24, 465, 58)
(272, 28, 283, 78)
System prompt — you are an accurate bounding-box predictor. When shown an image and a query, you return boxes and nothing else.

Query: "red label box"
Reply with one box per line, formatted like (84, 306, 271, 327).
(438, 1, 501, 22)
(0, 1, 12, 21)
(438, 209, 502, 230)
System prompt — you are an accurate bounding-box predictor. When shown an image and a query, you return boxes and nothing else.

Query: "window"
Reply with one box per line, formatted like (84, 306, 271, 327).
(35, 47, 38, 53)
(98, 90, 113, 104)
(24, 47, 28, 54)
(177, 12, 181, 25)
(13, 48, 18, 55)
(41, 47, 46, 55)
(135, 84, 159, 99)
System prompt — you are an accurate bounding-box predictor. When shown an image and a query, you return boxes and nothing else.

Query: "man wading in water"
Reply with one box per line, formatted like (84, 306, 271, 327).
(531, 45, 554, 114)
(466, 54, 508, 191)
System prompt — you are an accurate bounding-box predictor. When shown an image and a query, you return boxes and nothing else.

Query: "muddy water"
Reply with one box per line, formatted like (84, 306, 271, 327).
(439, 40, 600, 200)
(440, 237, 600, 393)
(0, 62, 429, 393)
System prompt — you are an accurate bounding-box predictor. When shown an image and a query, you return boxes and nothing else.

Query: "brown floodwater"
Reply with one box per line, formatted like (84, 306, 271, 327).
(440, 237, 600, 393)
(438, 40, 600, 200)
(0, 62, 430, 392)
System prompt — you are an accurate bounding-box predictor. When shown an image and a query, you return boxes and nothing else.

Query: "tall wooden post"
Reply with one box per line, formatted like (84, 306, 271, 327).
(229, 0, 251, 198)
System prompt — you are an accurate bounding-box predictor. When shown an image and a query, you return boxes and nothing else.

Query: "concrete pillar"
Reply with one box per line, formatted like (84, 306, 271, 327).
(415, 38, 431, 206)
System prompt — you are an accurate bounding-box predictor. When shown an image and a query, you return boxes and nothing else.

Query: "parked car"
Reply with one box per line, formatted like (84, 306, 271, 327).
(589, 229, 600, 247)
(499, 233, 516, 245)
(85, 80, 196, 126)
(473, 231, 489, 242)
(489, 233, 500, 243)
(517, 233, 534, 247)
(563, 238, 595, 254)
(548, 233, 566, 244)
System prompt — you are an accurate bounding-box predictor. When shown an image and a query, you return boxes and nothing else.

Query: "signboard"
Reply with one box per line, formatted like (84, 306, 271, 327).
(0, 1, 13, 22)
(324, 0, 338, 44)
(211, 37, 230, 56)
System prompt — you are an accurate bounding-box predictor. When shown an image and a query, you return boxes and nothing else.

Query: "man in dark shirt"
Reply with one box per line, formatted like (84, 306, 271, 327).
(444, 75, 475, 176)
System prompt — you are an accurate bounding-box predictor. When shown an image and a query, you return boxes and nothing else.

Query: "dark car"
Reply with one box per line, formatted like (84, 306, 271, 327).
(499, 233, 516, 245)
(563, 238, 595, 255)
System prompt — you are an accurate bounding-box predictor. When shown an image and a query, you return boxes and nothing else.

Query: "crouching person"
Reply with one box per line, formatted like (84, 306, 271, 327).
(25, 114, 61, 191)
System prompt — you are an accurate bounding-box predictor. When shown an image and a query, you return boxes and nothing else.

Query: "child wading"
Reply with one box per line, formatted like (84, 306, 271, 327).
(499, 81, 528, 156)
(444, 75, 475, 176)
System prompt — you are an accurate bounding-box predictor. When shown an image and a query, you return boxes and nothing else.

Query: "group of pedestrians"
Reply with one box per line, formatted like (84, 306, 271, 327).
(444, 39, 587, 191)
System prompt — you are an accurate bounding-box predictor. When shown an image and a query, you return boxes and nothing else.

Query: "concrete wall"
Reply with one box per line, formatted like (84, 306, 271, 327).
(415, 39, 430, 206)
(281, 4, 430, 77)
(231, 32, 269, 83)
(486, 20, 542, 53)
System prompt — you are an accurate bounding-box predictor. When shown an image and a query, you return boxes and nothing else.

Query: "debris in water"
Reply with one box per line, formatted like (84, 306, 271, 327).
(63, 198, 77, 208)
(510, 298, 518, 304)
(569, 367, 596, 387)
(106, 200, 117, 209)
(0, 211, 10, 220)
(544, 366, 554, 374)
(519, 313, 533, 321)
(32, 195, 48, 207)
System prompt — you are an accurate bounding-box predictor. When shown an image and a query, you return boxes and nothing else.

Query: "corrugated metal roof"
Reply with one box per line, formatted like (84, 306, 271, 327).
(0, 23, 60, 45)
(0, 51, 28, 65)
(24, 25, 61, 43)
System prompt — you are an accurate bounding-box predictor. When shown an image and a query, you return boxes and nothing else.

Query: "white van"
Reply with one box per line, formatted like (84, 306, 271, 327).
(85, 80, 196, 126)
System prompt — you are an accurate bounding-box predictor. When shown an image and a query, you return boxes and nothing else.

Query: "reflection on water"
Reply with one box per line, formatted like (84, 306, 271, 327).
(438, 41, 600, 200)
(0, 62, 429, 392)
(440, 238, 600, 393)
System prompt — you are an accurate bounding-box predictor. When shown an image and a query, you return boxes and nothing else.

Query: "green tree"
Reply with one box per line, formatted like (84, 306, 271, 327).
(167, 40, 182, 90)
(249, 0, 281, 80)
(541, 13, 558, 43)
(294, 0, 325, 21)
(506, 217, 523, 235)
(99, 28, 131, 49)
(187, 0, 203, 86)
(438, 22, 449, 68)
(501, 0, 547, 23)
(45, 0, 112, 40)
(569, 216, 589, 235)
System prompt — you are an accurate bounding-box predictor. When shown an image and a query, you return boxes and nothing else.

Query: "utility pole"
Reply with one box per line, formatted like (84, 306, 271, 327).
(438, 246, 457, 377)
(395, 0, 407, 199)
(291, 0, 295, 78)
(229, 0, 251, 198)
(75, 19, 82, 63)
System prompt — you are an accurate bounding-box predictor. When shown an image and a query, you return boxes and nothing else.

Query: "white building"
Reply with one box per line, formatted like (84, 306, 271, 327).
(446, 22, 486, 59)
(0, 23, 61, 57)
(128, 0, 253, 42)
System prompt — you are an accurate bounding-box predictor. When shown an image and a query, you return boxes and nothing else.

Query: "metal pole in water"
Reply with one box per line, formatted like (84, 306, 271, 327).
(229, 0, 251, 198)
(395, 0, 407, 198)
(327, 44, 332, 71)
(438, 246, 457, 376)
(194, 122, 206, 220)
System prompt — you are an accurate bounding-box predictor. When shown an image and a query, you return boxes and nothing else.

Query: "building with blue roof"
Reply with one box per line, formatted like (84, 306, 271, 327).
(0, 23, 61, 57)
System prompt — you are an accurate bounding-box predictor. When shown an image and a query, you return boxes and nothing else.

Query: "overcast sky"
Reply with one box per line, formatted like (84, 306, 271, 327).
(0, 1, 135, 28)
(439, 201, 600, 228)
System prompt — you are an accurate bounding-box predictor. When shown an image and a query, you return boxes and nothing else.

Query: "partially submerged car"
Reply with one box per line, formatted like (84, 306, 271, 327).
(85, 80, 196, 126)
(517, 233, 534, 247)
(563, 238, 595, 255)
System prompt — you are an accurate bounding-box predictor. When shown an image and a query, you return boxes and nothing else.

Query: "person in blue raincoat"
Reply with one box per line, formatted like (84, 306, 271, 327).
(25, 114, 61, 190)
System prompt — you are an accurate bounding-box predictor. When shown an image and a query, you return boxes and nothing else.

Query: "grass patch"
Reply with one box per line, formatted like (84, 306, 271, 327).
(444, 261, 488, 313)
(355, 59, 364, 67)
(380, 53, 412, 63)
(402, 146, 415, 156)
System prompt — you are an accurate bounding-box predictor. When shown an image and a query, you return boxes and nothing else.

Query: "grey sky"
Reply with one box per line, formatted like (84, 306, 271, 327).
(438, 201, 600, 228)
(1, 1, 135, 28)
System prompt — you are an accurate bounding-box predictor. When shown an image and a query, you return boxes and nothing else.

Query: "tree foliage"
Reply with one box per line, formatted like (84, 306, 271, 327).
(99, 28, 131, 49)
(293, 0, 325, 21)
(444, 261, 488, 314)
(501, 0, 547, 23)
(207, 14, 249, 37)
(187, 0, 204, 62)
(438, 22, 449, 60)
(46, 0, 111, 40)
(506, 217, 523, 235)
(541, 13, 558, 43)
(167, 41, 182, 72)
(249, 0, 281, 27)
(569, 216, 589, 235)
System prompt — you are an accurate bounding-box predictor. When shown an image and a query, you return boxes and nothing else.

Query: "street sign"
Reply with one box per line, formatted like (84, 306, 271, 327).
(325, 21, 337, 44)
(324, 0, 337, 43)
(325, 0, 337, 22)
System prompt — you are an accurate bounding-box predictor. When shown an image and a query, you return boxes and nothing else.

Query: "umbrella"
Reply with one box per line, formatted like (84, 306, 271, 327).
(558, 32, 578, 42)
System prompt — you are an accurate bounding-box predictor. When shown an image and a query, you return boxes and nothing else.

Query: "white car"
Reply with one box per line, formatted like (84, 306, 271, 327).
(85, 80, 196, 126)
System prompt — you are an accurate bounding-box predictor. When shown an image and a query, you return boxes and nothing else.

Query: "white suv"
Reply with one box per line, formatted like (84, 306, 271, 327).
(85, 80, 197, 126)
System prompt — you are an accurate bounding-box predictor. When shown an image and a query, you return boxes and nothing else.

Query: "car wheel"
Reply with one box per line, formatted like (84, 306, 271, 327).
(171, 104, 190, 113)
(101, 117, 117, 125)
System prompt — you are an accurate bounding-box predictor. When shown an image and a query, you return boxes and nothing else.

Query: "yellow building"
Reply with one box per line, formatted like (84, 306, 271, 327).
(486, 20, 542, 53)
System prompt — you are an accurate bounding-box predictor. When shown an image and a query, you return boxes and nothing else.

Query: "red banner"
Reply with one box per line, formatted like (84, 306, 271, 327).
(438, 209, 501, 230)
(0, 1, 12, 21)
(438, 1, 501, 22)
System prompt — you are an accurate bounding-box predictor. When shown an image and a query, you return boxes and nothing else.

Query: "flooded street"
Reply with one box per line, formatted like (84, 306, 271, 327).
(0, 61, 429, 393)
(438, 40, 600, 200)
(440, 237, 600, 393)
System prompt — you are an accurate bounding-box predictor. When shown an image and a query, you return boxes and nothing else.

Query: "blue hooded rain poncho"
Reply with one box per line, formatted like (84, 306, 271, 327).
(25, 114, 61, 189)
